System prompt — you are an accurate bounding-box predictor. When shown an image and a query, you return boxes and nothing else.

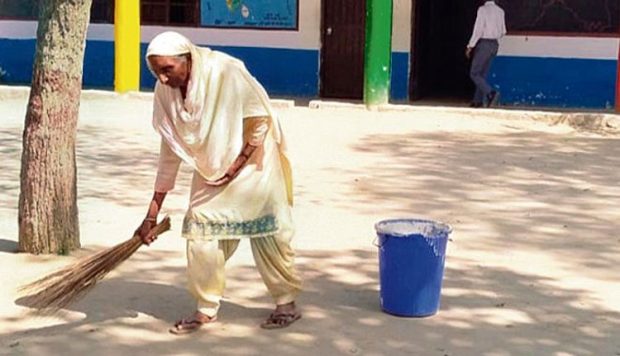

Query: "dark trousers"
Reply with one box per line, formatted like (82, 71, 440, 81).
(470, 39, 499, 104)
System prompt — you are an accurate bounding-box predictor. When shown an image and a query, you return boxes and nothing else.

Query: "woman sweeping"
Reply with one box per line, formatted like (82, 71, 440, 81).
(135, 31, 302, 334)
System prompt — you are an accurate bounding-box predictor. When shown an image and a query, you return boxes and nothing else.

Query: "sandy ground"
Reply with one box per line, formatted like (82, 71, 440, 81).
(0, 87, 619, 356)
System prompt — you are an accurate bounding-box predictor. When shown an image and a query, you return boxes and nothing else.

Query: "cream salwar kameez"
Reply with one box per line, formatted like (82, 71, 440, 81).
(147, 32, 301, 317)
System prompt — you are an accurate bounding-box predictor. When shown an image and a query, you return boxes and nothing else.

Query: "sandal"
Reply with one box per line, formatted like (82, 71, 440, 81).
(260, 311, 302, 330)
(169, 313, 217, 335)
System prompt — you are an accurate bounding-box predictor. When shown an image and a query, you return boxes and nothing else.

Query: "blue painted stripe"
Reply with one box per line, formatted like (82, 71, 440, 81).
(0, 39, 318, 97)
(141, 44, 319, 97)
(3, 38, 618, 109)
(83, 40, 114, 88)
(491, 56, 618, 109)
(0, 39, 114, 88)
(391, 52, 409, 101)
(0, 39, 35, 83)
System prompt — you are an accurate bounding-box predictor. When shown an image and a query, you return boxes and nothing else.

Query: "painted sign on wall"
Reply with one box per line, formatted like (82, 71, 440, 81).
(201, 0, 298, 29)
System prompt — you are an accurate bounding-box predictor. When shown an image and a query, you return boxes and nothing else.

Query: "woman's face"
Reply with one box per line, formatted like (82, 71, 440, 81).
(148, 54, 191, 88)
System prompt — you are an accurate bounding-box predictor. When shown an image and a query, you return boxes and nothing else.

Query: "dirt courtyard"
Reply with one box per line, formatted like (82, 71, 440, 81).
(0, 87, 619, 355)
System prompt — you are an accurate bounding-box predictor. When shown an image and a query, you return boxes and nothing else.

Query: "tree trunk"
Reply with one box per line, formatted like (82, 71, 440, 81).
(18, 0, 92, 254)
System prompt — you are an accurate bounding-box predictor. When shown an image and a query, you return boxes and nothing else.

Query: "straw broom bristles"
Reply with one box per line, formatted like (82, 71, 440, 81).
(18, 216, 171, 312)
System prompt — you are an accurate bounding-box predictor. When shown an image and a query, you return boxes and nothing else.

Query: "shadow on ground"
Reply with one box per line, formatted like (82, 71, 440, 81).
(0, 125, 160, 211)
(0, 239, 18, 253)
(3, 248, 619, 355)
(314, 131, 620, 273)
(2, 103, 619, 355)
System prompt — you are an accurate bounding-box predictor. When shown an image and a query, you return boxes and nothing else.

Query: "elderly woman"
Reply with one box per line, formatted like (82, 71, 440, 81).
(135, 31, 302, 334)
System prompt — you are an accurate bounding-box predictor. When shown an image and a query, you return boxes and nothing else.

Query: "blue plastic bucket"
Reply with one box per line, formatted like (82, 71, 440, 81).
(375, 219, 451, 317)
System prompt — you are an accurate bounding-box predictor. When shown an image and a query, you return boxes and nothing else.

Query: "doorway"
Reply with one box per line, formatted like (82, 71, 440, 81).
(320, 0, 366, 99)
(410, 0, 479, 102)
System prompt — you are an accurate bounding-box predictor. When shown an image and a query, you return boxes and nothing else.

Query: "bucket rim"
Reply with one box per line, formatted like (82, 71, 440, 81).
(374, 218, 453, 237)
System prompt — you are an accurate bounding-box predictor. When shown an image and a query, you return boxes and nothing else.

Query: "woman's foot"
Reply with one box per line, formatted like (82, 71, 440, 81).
(169, 311, 217, 335)
(260, 302, 301, 329)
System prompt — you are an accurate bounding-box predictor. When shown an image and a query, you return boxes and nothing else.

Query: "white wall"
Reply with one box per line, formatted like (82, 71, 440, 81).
(5, 5, 619, 60)
(500, 35, 620, 60)
(1, 1, 411, 53)
(0, 20, 37, 38)
(392, 0, 411, 53)
(0, 2, 321, 50)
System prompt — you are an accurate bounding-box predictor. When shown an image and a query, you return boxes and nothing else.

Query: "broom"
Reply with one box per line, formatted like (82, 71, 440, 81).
(18, 216, 171, 312)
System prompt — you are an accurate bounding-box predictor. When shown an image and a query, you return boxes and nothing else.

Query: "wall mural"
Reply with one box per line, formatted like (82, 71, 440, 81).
(201, 0, 298, 29)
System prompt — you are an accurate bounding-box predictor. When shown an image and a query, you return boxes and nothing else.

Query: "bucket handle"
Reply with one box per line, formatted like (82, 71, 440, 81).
(373, 236, 389, 248)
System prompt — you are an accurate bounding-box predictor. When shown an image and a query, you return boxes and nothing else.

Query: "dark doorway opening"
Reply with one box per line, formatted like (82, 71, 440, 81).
(410, 0, 480, 102)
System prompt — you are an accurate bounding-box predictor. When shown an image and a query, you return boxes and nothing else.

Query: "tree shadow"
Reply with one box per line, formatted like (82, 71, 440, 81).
(75, 124, 160, 207)
(0, 128, 21, 210)
(0, 239, 18, 253)
(2, 96, 619, 355)
(330, 131, 620, 272)
(0, 119, 169, 211)
(3, 248, 619, 355)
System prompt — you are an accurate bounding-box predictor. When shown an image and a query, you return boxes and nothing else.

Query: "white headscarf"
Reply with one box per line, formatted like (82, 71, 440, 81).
(146, 31, 284, 183)
(146, 31, 193, 69)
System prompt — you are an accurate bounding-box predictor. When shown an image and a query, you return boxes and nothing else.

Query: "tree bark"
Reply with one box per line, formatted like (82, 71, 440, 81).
(18, 0, 92, 254)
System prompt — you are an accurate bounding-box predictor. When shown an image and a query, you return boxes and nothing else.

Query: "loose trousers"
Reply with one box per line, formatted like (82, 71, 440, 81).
(186, 234, 302, 317)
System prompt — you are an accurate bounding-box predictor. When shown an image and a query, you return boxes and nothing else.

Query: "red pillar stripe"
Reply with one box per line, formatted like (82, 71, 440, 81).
(617, 39, 620, 112)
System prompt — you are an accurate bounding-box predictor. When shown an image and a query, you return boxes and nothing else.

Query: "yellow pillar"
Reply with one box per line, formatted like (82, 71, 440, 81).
(114, 0, 140, 92)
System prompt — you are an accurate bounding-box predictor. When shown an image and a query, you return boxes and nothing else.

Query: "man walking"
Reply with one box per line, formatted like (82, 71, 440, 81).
(466, 0, 506, 108)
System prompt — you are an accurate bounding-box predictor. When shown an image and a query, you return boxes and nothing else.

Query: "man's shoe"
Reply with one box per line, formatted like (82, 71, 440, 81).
(486, 91, 500, 107)
(469, 102, 483, 108)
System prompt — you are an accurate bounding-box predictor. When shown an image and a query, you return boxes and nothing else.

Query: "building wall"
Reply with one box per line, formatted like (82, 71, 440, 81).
(391, 0, 411, 101)
(494, 36, 620, 109)
(1, 3, 618, 109)
(0, 1, 412, 99)
(0, 1, 321, 96)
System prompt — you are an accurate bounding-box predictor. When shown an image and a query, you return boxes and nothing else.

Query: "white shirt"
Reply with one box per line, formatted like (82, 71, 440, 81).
(467, 1, 506, 48)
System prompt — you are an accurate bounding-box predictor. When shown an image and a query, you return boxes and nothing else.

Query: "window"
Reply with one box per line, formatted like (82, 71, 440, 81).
(0, 0, 38, 19)
(141, 0, 198, 26)
(90, 0, 114, 24)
